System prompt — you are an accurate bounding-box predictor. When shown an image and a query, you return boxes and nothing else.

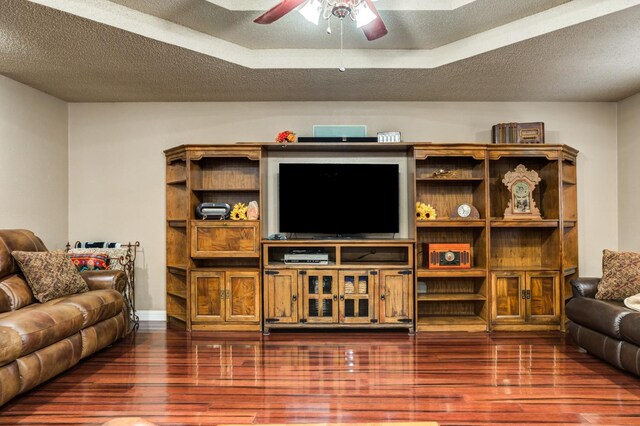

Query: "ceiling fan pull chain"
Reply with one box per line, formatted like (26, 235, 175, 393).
(339, 18, 346, 72)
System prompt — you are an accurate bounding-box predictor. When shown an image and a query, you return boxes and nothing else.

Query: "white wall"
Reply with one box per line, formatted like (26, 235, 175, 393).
(618, 92, 640, 252)
(0, 75, 68, 248)
(68, 102, 618, 311)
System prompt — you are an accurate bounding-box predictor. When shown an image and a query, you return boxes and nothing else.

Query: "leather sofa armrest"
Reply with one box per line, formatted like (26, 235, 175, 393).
(80, 270, 126, 293)
(570, 277, 601, 298)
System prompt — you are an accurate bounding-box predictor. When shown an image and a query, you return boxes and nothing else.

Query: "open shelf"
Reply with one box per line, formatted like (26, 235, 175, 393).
(191, 187, 259, 192)
(417, 315, 486, 326)
(416, 227, 487, 270)
(167, 264, 187, 272)
(167, 219, 187, 227)
(418, 294, 486, 301)
(417, 219, 486, 228)
(490, 219, 559, 227)
(490, 227, 560, 270)
(166, 178, 187, 185)
(417, 268, 486, 277)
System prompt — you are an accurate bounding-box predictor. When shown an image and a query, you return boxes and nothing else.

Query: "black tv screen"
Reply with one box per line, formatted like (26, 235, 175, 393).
(279, 163, 400, 235)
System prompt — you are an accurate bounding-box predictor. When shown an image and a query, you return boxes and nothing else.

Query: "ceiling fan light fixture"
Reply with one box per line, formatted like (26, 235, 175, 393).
(355, 2, 377, 28)
(299, 0, 323, 25)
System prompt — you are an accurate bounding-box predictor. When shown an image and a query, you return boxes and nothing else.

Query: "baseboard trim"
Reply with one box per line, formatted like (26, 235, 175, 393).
(137, 310, 166, 321)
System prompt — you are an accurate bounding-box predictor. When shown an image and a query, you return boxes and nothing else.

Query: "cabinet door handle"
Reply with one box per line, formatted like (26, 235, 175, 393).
(339, 294, 345, 301)
(219, 289, 225, 300)
(521, 290, 527, 300)
(225, 290, 230, 299)
(333, 294, 338, 301)
(526, 290, 532, 300)
(381, 294, 386, 301)
(292, 294, 297, 302)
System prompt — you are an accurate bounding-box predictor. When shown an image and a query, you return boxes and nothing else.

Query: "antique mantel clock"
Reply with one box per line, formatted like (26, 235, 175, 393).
(502, 164, 541, 219)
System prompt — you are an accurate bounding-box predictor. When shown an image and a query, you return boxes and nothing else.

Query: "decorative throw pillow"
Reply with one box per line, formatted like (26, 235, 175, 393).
(11, 251, 90, 303)
(67, 248, 127, 271)
(595, 249, 640, 300)
(68, 252, 111, 272)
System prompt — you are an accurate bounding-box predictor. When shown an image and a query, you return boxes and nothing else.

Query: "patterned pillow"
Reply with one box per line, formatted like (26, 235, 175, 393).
(67, 248, 128, 271)
(68, 252, 111, 272)
(11, 251, 90, 303)
(595, 249, 640, 300)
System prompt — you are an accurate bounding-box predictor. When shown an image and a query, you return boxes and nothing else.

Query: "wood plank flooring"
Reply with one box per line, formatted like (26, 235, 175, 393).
(2, 323, 640, 425)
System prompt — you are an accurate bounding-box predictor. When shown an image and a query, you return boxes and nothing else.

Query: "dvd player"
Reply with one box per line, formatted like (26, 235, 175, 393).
(284, 252, 329, 265)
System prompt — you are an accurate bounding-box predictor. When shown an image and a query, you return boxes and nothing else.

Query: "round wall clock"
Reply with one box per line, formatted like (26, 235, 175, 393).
(450, 203, 480, 219)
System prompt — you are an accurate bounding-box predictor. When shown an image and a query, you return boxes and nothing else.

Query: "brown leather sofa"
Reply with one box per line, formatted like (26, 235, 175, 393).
(0, 230, 130, 407)
(566, 277, 640, 376)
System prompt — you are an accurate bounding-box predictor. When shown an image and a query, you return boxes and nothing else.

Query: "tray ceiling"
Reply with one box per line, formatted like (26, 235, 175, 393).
(1, 0, 639, 102)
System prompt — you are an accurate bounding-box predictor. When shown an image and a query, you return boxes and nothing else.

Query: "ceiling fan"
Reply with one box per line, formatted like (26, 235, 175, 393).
(254, 0, 388, 41)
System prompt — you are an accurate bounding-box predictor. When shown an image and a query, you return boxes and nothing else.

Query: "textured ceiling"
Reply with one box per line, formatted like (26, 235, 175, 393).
(1, 0, 639, 102)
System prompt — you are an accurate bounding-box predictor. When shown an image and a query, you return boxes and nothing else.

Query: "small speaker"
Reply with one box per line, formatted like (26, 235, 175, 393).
(195, 203, 230, 220)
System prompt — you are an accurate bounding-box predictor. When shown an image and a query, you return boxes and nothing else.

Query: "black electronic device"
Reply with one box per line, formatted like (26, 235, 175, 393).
(279, 163, 399, 235)
(196, 203, 231, 220)
(297, 137, 378, 143)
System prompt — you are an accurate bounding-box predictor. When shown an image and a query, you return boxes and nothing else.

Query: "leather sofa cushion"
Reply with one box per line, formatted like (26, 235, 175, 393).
(566, 297, 632, 339)
(0, 274, 35, 313)
(81, 311, 127, 359)
(0, 361, 20, 407)
(0, 229, 47, 279)
(52, 289, 124, 329)
(620, 313, 640, 346)
(0, 326, 22, 367)
(16, 333, 82, 394)
(0, 302, 85, 360)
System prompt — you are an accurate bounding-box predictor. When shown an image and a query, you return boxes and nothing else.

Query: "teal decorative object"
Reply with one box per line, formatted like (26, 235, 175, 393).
(313, 125, 367, 138)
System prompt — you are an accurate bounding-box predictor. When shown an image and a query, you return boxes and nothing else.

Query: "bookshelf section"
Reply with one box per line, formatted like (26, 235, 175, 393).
(165, 146, 262, 331)
(414, 148, 489, 331)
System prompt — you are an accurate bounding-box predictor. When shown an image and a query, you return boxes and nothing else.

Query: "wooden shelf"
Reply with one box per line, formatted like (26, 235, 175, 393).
(563, 220, 577, 228)
(417, 268, 487, 278)
(491, 219, 559, 228)
(564, 266, 578, 276)
(416, 177, 484, 182)
(191, 187, 259, 192)
(167, 265, 187, 273)
(167, 219, 187, 227)
(166, 179, 187, 185)
(418, 315, 486, 325)
(417, 219, 486, 228)
(167, 313, 187, 323)
(167, 290, 187, 300)
(418, 294, 486, 302)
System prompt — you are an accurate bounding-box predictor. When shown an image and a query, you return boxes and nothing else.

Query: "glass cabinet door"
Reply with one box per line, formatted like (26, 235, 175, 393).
(302, 270, 338, 323)
(339, 270, 375, 324)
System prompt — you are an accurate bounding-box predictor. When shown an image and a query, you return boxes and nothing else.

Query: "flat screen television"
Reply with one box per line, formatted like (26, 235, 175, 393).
(279, 163, 400, 235)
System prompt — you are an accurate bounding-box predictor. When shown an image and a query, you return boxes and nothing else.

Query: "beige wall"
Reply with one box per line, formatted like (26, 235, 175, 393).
(0, 75, 68, 248)
(618, 92, 640, 252)
(68, 102, 618, 311)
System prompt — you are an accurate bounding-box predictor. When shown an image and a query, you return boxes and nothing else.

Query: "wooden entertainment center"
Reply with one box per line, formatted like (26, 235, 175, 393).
(165, 142, 578, 333)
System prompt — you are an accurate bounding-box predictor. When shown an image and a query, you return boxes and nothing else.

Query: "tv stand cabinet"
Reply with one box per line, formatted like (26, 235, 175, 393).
(164, 143, 578, 333)
(263, 240, 414, 334)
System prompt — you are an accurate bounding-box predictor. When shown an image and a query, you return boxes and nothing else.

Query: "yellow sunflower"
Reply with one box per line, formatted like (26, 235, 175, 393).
(230, 203, 248, 220)
(416, 202, 437, 221)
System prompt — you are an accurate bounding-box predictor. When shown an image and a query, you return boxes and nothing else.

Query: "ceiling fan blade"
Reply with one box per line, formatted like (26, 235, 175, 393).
(361, 0, 388, 40)
(254, 0, 307, 24)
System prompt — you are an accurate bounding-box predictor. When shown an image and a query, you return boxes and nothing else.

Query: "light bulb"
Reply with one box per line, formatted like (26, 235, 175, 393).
(299, 0, 322, 25)
(355, 2, 377, 28)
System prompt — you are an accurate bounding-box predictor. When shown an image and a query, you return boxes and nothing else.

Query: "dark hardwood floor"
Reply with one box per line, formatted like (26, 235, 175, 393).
(2, 323, 640, 425)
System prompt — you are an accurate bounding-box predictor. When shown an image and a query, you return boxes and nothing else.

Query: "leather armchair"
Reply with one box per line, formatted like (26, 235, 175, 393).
(566, 277, 640, 376)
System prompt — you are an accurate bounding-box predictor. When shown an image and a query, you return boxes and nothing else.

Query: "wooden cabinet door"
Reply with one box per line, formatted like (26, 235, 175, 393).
(191, 221, 260, 258)
(264, 270, 299, 324)
(226, 271, 260, 323)
(526, 271, 560, 324)
(339, 270, 375, 324)
(379, 270, 413, 324)
(191, 271, 225, 323)
(491, 272, 526, 324)
(301, 270, 338, 324)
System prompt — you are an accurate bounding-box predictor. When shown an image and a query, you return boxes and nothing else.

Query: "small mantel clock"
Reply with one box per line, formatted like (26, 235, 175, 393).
(502, 164, 541, 219)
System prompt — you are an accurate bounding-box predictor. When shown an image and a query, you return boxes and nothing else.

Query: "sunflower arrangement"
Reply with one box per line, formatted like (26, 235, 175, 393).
(230, 203, 248, 220)
(416, 202, 437, 221)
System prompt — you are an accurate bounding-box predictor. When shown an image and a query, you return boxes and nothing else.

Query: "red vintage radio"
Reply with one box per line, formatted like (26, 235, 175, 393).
(427, 243, 471, 269)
